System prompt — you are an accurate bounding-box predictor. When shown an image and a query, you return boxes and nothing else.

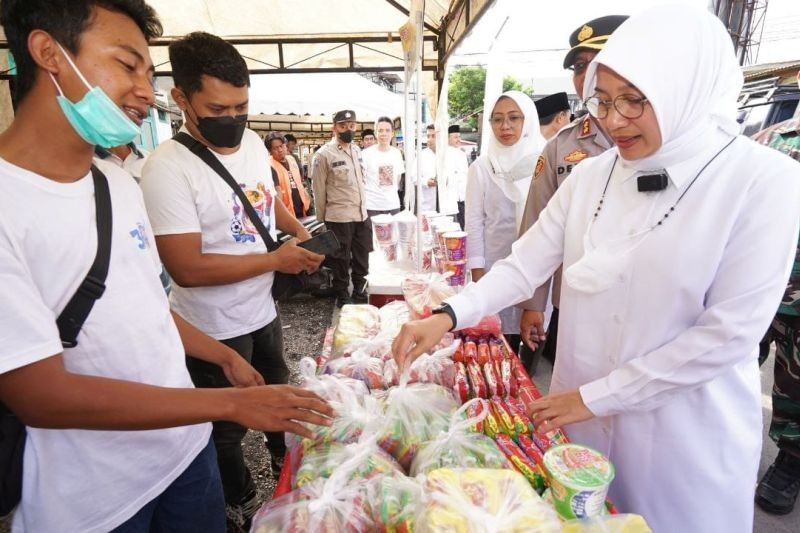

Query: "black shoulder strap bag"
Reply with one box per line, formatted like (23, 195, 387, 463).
(172, 132, 323, 299)
(0, 165, 113, 515)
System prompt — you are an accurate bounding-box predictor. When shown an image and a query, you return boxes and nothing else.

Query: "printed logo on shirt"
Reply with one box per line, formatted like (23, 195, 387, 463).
(564, 150, 589, 164)
(230, 182, 273, 243)
(129, 222, 151, 250)
(378, 165, 395, 187)
(534, 155, 545, 178)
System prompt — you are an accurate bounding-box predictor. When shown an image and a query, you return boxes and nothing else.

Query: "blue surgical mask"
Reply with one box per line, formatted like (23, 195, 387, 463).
(50, 43, 141, 148)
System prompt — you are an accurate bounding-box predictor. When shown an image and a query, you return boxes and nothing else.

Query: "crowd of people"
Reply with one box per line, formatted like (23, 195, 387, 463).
(1, 1, 800, 532)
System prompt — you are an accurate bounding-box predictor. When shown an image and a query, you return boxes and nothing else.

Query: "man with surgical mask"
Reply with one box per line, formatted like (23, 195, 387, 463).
(140, 32, 323, 530)
(517, 15, 627, 372)
(311, 110, 371, 308)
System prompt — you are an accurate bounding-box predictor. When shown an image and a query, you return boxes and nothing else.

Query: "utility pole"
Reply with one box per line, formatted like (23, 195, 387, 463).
(711, 0, 770, 66)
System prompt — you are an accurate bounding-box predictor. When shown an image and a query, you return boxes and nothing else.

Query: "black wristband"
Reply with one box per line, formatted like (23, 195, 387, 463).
(431, 303, 457, 332)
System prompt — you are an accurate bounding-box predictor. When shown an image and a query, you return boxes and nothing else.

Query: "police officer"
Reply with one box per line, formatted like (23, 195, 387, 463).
(517, 15, 628, 371)
(311, 110, 371, 308)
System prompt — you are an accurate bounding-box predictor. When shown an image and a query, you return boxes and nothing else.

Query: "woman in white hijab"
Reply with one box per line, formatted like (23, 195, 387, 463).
(393, 4, 800, 531)
(464, 90, 546, 348)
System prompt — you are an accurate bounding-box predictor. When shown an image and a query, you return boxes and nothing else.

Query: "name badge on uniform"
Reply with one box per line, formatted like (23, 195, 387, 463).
(332, 161, 347, 168)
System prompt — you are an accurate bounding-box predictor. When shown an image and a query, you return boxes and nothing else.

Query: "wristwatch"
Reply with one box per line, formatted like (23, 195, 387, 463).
(431, 303, 457, 332)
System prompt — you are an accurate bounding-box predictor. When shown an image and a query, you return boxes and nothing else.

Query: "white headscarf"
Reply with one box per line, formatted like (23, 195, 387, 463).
(483, 90, 547, 226)
(582, 4, 742, 172)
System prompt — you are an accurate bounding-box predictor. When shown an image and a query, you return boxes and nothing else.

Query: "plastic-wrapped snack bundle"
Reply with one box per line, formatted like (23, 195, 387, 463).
(323, 349, 385, 391)
(332, 304, 382, 357)
(376, 381, 458, 470)
(297, 358, 369, 402)
(495, 433, 548, 493)
(405, 340, 460, 389)
(409, 399, 509, 476)
(294, 440, 403, 488)
(378, 300, 413, 338)
(418, 468, 561, 532)
(251, 476, 373, 533)
(304, 393, 384, 452)
(401, 273, 455, 319)
(366, 473, 424, 533)
(456, 314, 503, 337)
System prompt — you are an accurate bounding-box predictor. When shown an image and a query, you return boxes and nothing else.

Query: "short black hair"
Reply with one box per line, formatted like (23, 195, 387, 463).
(361, 128, 375, 139)
(1, 0, 162, 102)
(284, 133, 297, 143)
(169, 32, 250, 97)
(265, 131, 285, 150)
(426, 124, 436, 131)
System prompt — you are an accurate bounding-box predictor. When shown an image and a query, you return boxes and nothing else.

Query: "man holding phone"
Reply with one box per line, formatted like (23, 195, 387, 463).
(139, 32, 322, 530)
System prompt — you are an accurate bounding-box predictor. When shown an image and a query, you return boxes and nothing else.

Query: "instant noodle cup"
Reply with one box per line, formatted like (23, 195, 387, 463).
(411, 247, 433, 272)
(443, 260, 467, 287)
(434, 251, 446, 274)
(543, 444, 615, 520)
(420, 211, 439, 233)
(379, 242, 398, 263)
(394, 211, 417, 243)
(443, 231, 467, 262)
(371, 214, 397, 244)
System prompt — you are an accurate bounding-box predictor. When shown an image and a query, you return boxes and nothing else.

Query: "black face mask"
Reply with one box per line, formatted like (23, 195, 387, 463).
(185, 100, 247, 148)
(337, 130, 354, 144)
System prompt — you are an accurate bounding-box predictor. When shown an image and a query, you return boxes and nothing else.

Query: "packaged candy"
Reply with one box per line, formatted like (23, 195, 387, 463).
(405, 340, 459, 389)
(452, 361, 470, 404)
(531, 429, 554, 453)
(463, 337, 478, 361)
(417, 468, 561, 532)
(332, 304, 382, 357)
(294, 440, 403, 488)
(495, 433, 548, 493)
(489, 398, 516, 439)
(456, 314, 502, 337)
(482, 360, 504, 398)
(323, 350, 385, 391)
(464, 398, 486, 433)
(401, 273, 455, 319)
(251, 477, 373, 533)
(499, 398, 529, 437)
(365, 474, 423, 533)
(482, 403, 501, 439)
(409, 399, 509, 476)
(376, 382, 458, 470)
(465, 358, 487, 399)
(562, 514, 652, 533)
(518, 433, 546, 470)
(476, 339, 490, 365)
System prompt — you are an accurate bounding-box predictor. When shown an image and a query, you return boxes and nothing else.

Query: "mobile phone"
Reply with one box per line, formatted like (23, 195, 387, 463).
(297, 230, 340, 255)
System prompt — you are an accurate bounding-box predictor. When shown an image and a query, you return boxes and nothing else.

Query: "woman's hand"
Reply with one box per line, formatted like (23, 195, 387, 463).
(527, 389, 594, 431)
(392, 314, 453, 371)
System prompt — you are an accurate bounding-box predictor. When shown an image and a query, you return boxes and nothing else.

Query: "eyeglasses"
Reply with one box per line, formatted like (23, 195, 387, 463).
(584, 94, 650, 120)
(489, 114, 524, 127)
(568, 61, 590, 74)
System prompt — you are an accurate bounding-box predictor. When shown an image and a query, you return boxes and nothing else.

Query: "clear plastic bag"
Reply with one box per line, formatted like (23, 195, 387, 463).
(561, 514, 653, 533)
(365, 473, 424, 533)
(409, 399, 510, 476)
(375, 381, 459, 470)
(323, 349, 385, 391)
(251, 476, 373, 533)
(294, 439, 404, 488)
(417, 468, 562, 532)
(457, 314, 503, 337)
(378, 300, 413, 338)
(401, 273, 456, 319)
(405, 339, 460, 389)
(332, 304, 382, 357)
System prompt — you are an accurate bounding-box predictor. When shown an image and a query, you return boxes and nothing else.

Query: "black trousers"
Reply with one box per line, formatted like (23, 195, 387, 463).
(325, 219, 373, 296)
(186, 317, 288, 504)
(457, 201, 465, 230)
(518, 307, 559, 374)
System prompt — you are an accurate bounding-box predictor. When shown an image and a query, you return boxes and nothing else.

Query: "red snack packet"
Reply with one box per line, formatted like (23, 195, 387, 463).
(453, 362, 470, 404)
(465, 398, 486, 433)
(463, 337, 478, 361)
(482, 361, 504, 398)
(476, 339, 491, 365)
(517, 434, 546, 469)
(489, 398, 516, 438)
(453, 343, 465, 363)
(465, 358, 487, 399)
(494, 433, 546, 493)
(500, 398, 530, 436)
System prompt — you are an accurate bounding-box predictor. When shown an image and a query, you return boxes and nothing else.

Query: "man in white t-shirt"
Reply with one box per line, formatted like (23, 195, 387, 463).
(139, 32, 324, 529)
(362, 116, 404, 217)
(0, 4, 332, 533)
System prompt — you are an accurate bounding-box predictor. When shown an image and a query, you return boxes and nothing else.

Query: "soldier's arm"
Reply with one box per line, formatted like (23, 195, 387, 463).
(311, 153, 327, 222)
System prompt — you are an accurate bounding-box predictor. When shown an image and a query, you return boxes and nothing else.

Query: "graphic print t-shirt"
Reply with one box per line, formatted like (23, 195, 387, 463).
(141, 128, 278, 339)
(362, 145, 404, 211)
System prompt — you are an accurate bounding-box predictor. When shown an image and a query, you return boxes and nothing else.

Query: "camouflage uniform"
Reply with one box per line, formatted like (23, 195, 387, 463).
(754, 117, 800, 455)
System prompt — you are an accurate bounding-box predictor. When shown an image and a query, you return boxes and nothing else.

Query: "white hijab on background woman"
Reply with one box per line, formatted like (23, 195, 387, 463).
(484, 90, 546, 227)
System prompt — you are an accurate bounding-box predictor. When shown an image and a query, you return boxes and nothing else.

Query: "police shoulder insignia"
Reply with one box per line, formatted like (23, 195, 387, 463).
(578, 25, 593, 42)
(534, 155, 545, 177)
(564, 150, 588, 163)
(581, 117, 591, 136)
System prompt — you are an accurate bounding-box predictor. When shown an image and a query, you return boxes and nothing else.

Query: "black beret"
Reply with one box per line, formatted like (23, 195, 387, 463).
(563, 15, 629, 69)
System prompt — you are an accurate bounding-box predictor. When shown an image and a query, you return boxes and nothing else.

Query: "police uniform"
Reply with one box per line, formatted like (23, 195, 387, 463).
(311, 110, 372, 300)
(517, 14, 626, 367)
(753, 116, 800, 513)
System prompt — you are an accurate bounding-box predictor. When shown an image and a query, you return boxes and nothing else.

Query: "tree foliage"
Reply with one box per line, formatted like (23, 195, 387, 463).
(447, 66, 533, 128)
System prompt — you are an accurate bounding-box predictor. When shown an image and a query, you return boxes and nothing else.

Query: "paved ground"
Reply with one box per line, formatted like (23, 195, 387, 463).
(529, 349, 800, 532)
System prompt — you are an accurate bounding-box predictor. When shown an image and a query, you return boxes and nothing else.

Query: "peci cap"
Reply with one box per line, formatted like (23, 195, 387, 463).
(562, 15, 629, 69)
(535, 92, 571, 119)
(333, 109, 357, 123)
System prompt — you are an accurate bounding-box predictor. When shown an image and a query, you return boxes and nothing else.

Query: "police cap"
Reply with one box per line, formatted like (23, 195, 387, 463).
(562, 15, 629, 69)
(333, 109, 357, 123)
